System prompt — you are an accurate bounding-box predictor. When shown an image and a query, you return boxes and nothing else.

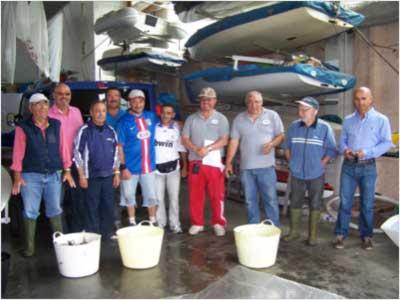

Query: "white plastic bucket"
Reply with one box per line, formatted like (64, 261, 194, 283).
(380, 215, 399, 247)
(53, 231, 101, 278)
(116, 221, 164, 269)
(234, 220, 281, 268)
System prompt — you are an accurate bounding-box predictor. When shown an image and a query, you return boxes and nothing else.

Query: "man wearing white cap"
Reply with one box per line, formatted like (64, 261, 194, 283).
(11, 93, 75, 257)
(116, 89, 159, 225)
(182, 87, 229, 236)
(281, 96, 337, 246)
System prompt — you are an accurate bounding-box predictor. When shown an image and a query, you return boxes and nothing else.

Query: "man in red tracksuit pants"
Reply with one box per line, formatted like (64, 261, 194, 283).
(182, 87, 229, 236)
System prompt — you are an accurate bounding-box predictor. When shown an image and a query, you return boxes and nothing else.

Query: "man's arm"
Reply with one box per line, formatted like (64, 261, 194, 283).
(225, 139, 239, 177)
(263, 133, 284, 154)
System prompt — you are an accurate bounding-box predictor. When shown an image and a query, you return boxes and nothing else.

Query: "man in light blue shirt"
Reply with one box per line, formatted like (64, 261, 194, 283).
(334, 87, 392, 250)
(105, 87, 126, 129)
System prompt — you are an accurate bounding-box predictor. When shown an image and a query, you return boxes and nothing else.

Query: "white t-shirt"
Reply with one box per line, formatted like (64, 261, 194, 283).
(155, 121, 186, 173)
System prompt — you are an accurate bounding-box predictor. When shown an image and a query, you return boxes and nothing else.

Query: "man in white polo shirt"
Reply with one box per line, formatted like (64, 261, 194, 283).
(154, 104, 187, 233)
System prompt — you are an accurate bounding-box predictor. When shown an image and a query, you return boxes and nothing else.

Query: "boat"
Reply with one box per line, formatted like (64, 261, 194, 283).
(185, 1, 365, 61)
(183, 60, 356, 103)
(94, 7, 187, 46)
(98, 47, 185, 73)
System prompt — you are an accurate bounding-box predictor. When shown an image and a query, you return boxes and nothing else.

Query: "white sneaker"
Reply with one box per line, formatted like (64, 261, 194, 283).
(213, 224, 225, 236)
(171, 226, 183, 234)
(188, 225, 204, 235)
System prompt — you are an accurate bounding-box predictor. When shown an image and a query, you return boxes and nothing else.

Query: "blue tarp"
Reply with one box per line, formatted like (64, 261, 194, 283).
(186, 1, 365, 48)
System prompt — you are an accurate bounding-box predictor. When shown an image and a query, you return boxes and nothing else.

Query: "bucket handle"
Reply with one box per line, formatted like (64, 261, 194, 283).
(53, 231, 63, 241)
(138, 220, 154, 227)
(261, 219, 275, 226)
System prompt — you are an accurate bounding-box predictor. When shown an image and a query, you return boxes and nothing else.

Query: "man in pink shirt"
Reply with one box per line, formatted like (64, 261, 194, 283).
(48, 83, 85, 232)
(11, 93, 75, 257)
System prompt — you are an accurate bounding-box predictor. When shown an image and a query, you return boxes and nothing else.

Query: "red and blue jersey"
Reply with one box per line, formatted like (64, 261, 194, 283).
(117, 110, 159, 174)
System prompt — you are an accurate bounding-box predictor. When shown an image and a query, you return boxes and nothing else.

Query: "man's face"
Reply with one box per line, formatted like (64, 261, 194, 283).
(354, 89, 373, 115)
(246, 95, 263, 115)
(129, 97, 145, 114)
(106, 90, 121, 110)
(161, 106, 175, 124)
(298, 104, 317, 123)
(53, 84, 71, 110)
(90, 102, 106, 125)
(199, 96, 216, 112)
(29, 100, 49, 120)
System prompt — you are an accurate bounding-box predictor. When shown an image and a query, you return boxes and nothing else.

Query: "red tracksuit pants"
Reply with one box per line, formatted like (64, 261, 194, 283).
(188, 161, 226, 226)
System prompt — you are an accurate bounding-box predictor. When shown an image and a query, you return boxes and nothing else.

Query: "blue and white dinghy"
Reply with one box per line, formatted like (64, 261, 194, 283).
(185, 1, 365, 61)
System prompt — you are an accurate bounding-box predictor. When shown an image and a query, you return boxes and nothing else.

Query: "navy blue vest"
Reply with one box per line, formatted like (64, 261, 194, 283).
(18, 117, 62, 173)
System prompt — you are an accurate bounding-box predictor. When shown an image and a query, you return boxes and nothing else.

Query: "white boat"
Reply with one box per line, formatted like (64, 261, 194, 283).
(94, 7, 187, 46)
(98, 47, 185, 73)
(183, 60, 356, 103)
(185, 1, 365, 61)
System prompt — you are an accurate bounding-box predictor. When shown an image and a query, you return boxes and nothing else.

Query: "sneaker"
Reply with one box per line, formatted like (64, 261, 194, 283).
(188, 225, 204, 235)
(333, 235, 344, 249)
(129, 219, 136, 226)
(171, 227, 183, 234)
(213, 224, 225, 236)
(361, 237, 373, 250)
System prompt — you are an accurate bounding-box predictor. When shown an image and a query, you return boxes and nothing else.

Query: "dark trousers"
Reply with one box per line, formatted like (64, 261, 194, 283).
(85, 176, 115, 238)
(290, 175, 325, 211)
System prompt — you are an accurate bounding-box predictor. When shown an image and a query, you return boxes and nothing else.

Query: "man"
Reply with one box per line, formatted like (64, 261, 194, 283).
(74, 100, 120, 239)
(11, 93, 75, 257)
(281, 97, 337, 246)
(334, 87, 392, 250)
(48, 83, 85, 232)
(182, 87, 229, 236)
(225, 90, 284, 226)
(154, 104, 188, 233)
(117, 89, 159, 225)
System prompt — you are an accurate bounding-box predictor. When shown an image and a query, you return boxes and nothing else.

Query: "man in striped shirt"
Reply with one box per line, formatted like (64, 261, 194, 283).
(117, 89, 159, 225)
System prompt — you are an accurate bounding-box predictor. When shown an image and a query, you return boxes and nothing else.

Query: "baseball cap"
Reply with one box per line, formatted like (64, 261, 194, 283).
(29, 93, 49, 104)
(296, 97, 319, 110)
(198, 87, 217, 99)
(128, 89, 145, 99)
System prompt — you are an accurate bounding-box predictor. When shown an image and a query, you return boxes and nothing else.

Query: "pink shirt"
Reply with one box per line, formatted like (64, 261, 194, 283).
(48, 105, 84, 162)
(10, 122, 71, 172)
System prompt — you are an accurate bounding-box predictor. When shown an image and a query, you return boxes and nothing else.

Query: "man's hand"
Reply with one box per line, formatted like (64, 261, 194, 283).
(12, 173, 25, 195)
(262, 142, 274, 155)
(196, 147, 209, 158)
(113, 174, 120, 188)
(344, 149, 354, 160)
(181, 167, 188, 178)
(121, 168, 132, 180)
(225, 163, 234, 178)
(79, 177, 88, 189)
(63, 171, 76, 188)
(355, 150, 366, 160)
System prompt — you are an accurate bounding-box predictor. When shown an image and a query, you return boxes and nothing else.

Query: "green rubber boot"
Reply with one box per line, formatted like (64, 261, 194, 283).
(49, 215, 64, 233)
(307, 210, 321, 246)
(23, 218, 37, 257)
(283, 209, 302, 242)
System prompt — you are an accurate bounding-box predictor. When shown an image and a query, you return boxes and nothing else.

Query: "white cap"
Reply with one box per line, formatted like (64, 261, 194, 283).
(29, 93, 49, 104)
(128, 89, 145, 99)
(198, 87, 217, 99)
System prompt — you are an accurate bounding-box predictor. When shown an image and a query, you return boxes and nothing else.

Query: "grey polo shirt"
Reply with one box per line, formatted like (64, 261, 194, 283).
(231, 108, 284, 170)
(182, 110, 229, 161)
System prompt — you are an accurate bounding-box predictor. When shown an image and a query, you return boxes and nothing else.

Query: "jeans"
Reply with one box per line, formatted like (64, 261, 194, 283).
(85, 176, 115, 238)
(290, 175, 325, 211)
(240, 167, 280, 226)
(120, 172, 157, 207)
(20, 171, 62, 219)
(335, 160, 377, 239)
(65, 165, 87, 232)
(155, 169, 181, 229)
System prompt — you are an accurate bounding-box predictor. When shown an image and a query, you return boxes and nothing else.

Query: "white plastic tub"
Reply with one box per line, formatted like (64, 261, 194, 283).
(381, 215, 399, 247)
(53, 232, 101, 278)
(116, 221, 164, 269)
(234, 220, 281, 268)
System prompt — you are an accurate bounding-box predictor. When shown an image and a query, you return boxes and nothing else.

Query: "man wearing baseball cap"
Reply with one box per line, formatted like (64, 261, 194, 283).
(116, 89, 159, 225)
(281, 96, 337, 246)
(11, 93, 75, 257)
(182, 87, 229, 236)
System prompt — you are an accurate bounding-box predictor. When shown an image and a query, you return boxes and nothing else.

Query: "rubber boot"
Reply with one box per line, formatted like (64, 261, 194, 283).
(307, 210, 321, 246)
(282, 209, 302, 241)
(23, 218, 37, 257)
(49, 215, 64, 233)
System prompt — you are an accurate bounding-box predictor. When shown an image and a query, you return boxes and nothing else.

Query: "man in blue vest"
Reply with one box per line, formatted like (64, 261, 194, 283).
(11, 93, 75, 257)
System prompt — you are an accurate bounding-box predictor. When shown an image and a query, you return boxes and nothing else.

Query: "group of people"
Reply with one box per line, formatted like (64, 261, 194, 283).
(11, 83, 392, 257)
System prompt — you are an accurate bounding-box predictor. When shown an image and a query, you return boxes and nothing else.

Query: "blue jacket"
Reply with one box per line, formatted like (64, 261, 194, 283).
(282, 118, 337, 180)
(18, 117, 62, 173)
(74, 121, 119, 178)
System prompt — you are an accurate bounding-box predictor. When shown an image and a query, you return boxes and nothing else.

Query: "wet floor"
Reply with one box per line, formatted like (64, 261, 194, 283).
(1, 183, 399, 299)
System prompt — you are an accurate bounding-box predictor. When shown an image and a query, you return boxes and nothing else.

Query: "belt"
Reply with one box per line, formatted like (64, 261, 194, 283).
(345, 158, 375, 164)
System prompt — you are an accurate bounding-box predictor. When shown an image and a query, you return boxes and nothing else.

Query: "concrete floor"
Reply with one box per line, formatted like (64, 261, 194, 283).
(1, 183, 399, 299)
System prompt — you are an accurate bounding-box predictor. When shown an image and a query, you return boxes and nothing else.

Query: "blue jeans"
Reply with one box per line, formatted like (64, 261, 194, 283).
(335, 161, 377, 239)
(20, 171, 63, 219)
(240, 167, 280, 226)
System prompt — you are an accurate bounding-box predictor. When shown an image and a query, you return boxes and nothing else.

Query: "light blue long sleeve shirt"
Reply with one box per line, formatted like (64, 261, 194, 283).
(339, 108, 393, 160)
